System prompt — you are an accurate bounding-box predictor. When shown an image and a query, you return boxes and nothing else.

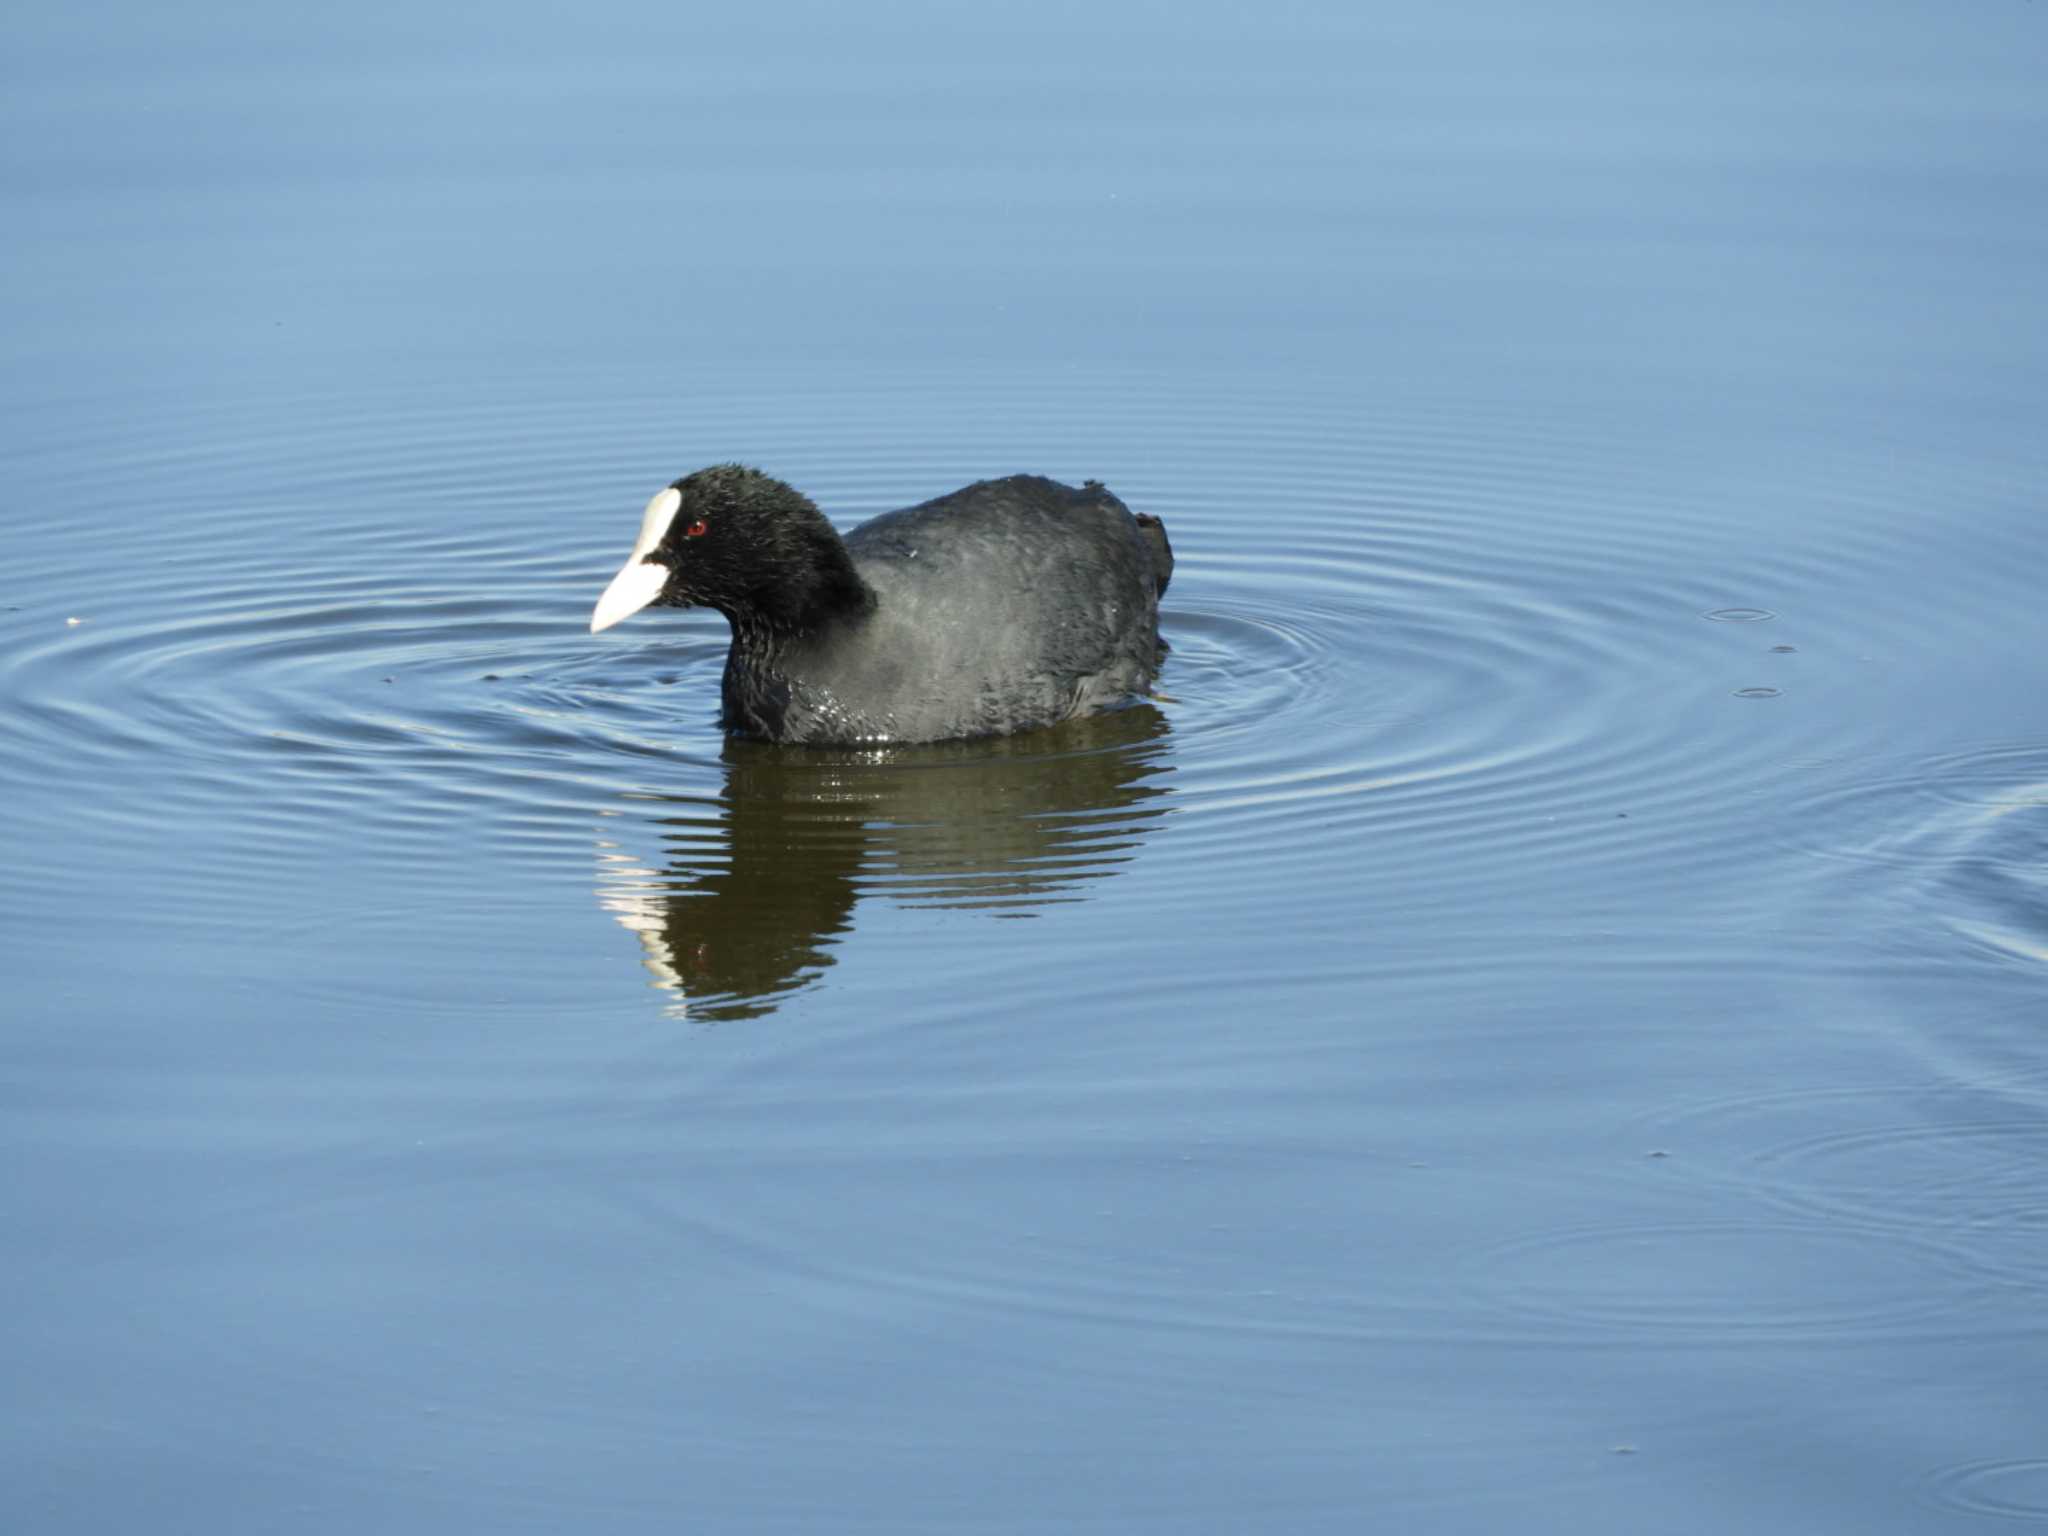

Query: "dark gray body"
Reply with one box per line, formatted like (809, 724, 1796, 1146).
(719, 477, 1171, 745)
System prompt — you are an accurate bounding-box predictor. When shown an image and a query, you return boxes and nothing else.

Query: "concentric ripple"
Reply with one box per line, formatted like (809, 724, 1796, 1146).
(1453, 1215, 1991, 1345)
(3, 368, 2042, 1018)
(1623, 1070, 2048, 1303)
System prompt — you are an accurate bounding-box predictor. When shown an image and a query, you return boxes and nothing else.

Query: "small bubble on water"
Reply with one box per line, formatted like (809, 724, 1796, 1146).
(1733, 686, 1781, 699)
(1704, 607, 1774, 622)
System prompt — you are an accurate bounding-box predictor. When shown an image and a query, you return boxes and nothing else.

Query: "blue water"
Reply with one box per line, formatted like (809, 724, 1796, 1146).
(5, 3, 2047, 1531)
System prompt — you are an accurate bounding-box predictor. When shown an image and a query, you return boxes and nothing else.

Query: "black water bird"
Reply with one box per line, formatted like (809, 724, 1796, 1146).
(591, 466, 1173, 745)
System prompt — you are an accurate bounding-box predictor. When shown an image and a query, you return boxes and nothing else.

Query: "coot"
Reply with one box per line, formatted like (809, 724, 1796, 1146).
(590, 466, 1173, 745)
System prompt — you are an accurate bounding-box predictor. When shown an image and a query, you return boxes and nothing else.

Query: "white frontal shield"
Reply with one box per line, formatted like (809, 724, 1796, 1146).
(589, 487, 683, 633)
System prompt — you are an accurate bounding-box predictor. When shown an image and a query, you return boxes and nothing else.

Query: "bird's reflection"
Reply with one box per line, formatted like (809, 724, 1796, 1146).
(596, 706, 1175, 1018)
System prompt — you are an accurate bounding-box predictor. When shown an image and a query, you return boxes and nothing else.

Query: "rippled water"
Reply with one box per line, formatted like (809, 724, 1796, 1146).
(7, 2, 2048, 1532)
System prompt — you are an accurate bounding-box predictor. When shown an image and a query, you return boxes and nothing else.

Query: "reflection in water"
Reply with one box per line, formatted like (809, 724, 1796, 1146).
(596, 706, 1175, 1018)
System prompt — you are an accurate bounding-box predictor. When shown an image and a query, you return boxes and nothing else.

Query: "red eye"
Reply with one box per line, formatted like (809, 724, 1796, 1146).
(684, 518, 709, 538)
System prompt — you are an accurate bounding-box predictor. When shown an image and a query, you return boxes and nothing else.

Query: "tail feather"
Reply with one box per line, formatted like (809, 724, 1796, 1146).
(1135, 512, 1173, 599)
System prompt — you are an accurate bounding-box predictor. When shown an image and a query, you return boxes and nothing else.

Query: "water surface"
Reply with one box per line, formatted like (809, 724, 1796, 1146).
(5, 3, 2047, 1532)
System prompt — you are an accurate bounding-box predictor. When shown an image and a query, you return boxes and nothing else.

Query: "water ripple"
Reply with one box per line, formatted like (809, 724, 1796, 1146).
(1784, 744, 2048, 971)
(1453, 1215, 1991, 1345)
(1628, 1077, 2048, 1302)
(1919, 1459, 2048, 1525)
(4, 371, 2041, 1017)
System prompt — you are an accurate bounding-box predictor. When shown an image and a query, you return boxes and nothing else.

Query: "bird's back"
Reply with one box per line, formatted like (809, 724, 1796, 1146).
(731, 476, 1169, 743)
